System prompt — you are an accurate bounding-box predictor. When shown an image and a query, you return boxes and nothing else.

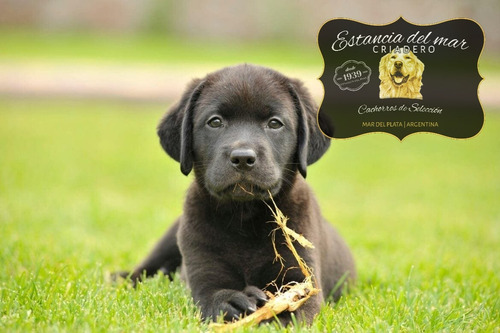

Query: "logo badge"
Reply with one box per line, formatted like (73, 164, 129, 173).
(318, 17, 484, 140)
(333, 60, 372, 92)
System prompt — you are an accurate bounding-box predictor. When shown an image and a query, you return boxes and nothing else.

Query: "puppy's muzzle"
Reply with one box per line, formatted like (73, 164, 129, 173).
(230, 148, 257, 171)
(394, 61, 403, 69)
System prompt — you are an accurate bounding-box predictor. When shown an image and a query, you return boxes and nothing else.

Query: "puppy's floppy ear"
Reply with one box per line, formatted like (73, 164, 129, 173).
(379, 53, 391, 79)
(414, 56, 425, 84)
(157, 78, 205, 175)
(288, 79, 331, 178)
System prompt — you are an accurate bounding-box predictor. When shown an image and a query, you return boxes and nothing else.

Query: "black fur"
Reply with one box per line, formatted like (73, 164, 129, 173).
(120, 64, 355, 325)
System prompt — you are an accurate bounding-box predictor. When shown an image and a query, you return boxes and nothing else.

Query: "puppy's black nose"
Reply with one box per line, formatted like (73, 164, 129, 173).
(395, 61, 403, 69)
(230, 149, 256, 170)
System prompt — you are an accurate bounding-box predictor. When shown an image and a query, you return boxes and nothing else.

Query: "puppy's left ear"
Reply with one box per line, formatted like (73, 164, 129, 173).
(288, 79, 331, 178)
(415, 57, 425, 84)
(157, 78, 205, 175)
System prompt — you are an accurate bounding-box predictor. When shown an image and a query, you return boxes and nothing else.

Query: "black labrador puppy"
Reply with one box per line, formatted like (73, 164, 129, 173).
(120, 64, 355, 324)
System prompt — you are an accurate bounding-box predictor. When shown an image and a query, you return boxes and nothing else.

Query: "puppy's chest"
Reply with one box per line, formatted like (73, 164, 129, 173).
(226, 230, 299, 286)
(232, 237, 280, 285)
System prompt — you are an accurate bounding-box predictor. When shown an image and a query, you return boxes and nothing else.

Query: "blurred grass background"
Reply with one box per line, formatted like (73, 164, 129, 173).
(0, 29, 319, 66)
(1, 0, 499, 331)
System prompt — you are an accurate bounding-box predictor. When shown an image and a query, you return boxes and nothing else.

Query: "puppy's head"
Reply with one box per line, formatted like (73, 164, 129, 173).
(157, 64, 330, 201)
(379, 50, 424, 86)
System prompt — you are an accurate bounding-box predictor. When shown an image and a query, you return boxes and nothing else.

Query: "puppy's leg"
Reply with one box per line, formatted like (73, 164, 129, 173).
(126, 218, 182, 282)
(183, 258, 268, 322)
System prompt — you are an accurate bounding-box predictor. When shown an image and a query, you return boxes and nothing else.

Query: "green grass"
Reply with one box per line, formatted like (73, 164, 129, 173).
(0, 29, 322, 68)
(0, 98, 499, 331)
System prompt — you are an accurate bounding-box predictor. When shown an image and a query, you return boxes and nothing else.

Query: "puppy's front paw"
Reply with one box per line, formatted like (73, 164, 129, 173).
(212, 286, 268, 322)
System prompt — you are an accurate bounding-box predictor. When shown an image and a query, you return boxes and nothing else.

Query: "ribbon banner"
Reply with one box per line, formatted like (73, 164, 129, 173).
(318, 18, 484, 140)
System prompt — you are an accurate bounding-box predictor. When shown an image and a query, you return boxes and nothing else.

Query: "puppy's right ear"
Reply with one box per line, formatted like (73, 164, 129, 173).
(157, 78, 205, 175)
(378, 53, 390, 80)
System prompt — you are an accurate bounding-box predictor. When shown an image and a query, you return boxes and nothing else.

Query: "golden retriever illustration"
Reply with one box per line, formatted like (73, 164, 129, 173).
(379, 50, 424, 99)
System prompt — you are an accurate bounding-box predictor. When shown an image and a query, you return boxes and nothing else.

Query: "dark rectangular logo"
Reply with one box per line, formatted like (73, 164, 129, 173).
(318, 18, 484, 140)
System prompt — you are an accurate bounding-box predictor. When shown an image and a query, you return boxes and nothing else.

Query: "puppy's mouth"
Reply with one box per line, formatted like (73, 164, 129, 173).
(391, 71, 409, 86)
(213, 181, 281, 201)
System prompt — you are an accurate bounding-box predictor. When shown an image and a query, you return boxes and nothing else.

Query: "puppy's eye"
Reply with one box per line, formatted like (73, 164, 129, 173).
(267, 119, 283, 129)
(207, 116, 223, 128)
(405, 56, 411, 60)
(391, 56, 396, 59)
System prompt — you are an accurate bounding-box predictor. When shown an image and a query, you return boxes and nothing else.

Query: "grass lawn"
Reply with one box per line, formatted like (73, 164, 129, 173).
(0, 29, 322, 68)
(0, 97, 499, 332)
